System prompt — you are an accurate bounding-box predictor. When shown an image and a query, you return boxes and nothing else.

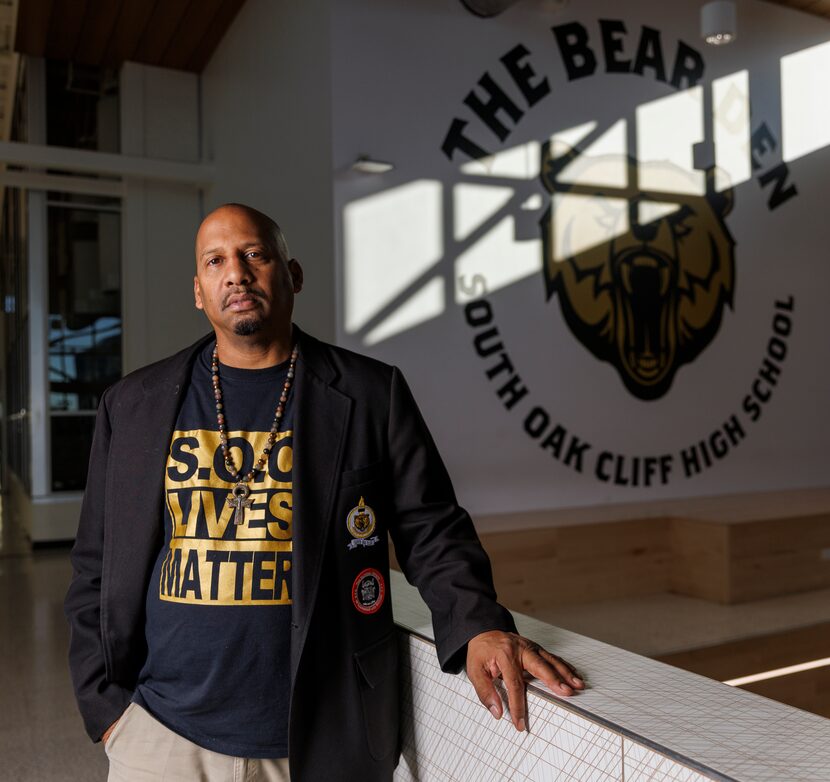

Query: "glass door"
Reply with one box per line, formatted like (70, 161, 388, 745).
(47, 195, 121, 492)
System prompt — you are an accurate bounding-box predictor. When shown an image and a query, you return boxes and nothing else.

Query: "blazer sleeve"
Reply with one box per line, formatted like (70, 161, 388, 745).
(63, 387, 133, 741)
(385, 366, 516, 673)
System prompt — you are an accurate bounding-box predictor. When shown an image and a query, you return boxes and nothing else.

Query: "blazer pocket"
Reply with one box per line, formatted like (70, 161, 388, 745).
(353, 631, 400, 761)
(340, 459, 386, 489)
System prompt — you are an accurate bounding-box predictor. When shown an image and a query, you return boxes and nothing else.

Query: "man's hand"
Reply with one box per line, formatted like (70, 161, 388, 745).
(466, 630, 584, 732)
(101, 719, 119, 746)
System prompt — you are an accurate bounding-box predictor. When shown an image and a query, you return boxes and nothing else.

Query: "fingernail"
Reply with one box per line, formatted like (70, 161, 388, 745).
(518, 718, 527, 732)
(573, 677, 584, 687)
(489, 705, 500, 719)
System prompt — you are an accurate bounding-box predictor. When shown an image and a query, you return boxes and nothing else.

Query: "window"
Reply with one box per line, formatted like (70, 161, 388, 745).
(1, 186, 30, 492)
(45, 59, 119, 153)
(48, 198, 121, 491)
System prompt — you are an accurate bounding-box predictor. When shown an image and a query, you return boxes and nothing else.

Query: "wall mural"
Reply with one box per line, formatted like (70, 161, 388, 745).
(439, 19, 798, 487)
(337, 6, 825, 505)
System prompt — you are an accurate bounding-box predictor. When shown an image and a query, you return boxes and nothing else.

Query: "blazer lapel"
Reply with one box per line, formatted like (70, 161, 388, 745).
(290, 329, 352, 679)
(114, 336, 213, 555)
(137, 335, 214, 496)
(103, 334, 213, 654)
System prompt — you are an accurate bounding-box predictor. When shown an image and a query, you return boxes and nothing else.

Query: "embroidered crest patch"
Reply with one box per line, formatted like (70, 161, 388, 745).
(347, 496, 377, 539)
(352, 568, 385, 615)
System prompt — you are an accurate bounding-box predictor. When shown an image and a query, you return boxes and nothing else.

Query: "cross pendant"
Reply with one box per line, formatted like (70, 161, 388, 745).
(228, 482, 254, 525)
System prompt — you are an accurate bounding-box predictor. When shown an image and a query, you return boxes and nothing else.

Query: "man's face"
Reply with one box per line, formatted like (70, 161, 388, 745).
(193, 207, 302, 339)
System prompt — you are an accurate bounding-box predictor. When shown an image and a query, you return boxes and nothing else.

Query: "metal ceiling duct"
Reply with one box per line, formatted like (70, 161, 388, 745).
(459, 0, 522, 17)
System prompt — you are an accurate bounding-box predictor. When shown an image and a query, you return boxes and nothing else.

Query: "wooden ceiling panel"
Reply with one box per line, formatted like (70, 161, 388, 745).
(73, 0, 124, 67)
(132, 0, 192, 66)
(763, 0, 830, 18)
(161, 0, 225, 72)
(14, 0, 246, 72)
(14, 0, 53, 57)
(102, 0, 159, 67)
(44, 0, 87, 62)
(185, 0, 246, 72)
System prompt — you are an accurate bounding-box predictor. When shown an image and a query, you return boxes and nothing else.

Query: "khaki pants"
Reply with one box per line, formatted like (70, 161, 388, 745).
(105, 703, 291, 782)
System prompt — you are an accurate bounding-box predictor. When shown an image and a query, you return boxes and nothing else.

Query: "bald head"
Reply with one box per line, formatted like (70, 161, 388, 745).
(196, 203, 290, 265)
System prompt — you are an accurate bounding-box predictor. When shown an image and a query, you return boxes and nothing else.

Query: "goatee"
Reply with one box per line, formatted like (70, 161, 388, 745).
(233, 318, 263, 336)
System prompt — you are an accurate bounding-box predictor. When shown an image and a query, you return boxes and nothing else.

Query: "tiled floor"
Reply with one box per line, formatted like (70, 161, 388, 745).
(0, 505, 108, 781)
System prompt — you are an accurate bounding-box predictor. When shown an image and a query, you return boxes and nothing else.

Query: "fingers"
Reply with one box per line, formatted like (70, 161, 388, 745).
(467, 663, 504, 721)
(522, 649, 573, 697)
(537, 648, 585, 690)
(101, 718, 120, 746)
(500, 665, 528, 732)
(468, 649, 528, 731)
(466, 632, 586, 735)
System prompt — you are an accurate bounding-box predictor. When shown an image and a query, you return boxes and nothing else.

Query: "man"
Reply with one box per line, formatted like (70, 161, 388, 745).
(65, 204, 583, 782)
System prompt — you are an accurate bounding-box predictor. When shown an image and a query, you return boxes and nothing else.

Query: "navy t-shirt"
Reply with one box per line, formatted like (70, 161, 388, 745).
(135, 340, 295, 758)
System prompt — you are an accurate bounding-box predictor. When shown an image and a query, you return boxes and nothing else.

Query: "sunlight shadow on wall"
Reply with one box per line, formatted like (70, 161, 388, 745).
(460, 139, 541, 179)
(343, 70, 768, 347)
(637, 87, 705, 196)
(343, 179, 443, 339)
(713, 70, 750, 192)
(364, 276, 445, 346)
(781, 40, 830, 163)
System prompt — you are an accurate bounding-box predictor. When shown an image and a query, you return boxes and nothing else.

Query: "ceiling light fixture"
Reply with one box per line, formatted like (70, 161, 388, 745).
(458, 0, 567, 17)
(459, 0, 519, 17)
(351, 156, 394, 174)
(701, 1, 737, 46)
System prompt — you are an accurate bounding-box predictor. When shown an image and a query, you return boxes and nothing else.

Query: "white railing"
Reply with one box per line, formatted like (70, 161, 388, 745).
(390, 570, 830, 782)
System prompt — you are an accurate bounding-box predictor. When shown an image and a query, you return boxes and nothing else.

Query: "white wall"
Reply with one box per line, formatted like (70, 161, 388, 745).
(20, 0, 830, 541)
(120, 62, 206, 371)
(330, 0, 830, 515)
(200, 0, 336, 342)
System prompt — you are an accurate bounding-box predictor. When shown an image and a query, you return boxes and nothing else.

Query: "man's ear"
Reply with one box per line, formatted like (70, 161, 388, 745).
(289, 259, 304, 294)
(194, 276, 204, 310)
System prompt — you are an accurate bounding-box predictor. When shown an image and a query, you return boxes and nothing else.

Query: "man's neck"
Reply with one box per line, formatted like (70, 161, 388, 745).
(215, 328, 294, 369)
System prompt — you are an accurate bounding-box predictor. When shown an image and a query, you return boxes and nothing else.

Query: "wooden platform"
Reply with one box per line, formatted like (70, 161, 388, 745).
(389, 488, 830, 718)
(474, 487, 830, 608)
(658, 621, 830, 718)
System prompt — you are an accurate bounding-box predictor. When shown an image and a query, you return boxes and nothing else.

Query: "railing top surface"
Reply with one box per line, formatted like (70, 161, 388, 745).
(390, 570, 830, 782)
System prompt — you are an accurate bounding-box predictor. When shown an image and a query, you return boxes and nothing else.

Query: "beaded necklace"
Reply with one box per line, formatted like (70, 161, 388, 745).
(211, 342, 299, 525)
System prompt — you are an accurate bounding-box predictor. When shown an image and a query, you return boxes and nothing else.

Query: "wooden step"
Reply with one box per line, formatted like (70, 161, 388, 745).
(468, 488, 830, 607)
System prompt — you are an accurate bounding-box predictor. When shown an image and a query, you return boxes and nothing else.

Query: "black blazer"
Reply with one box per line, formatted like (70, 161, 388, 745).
(64, 327, 516, 782)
